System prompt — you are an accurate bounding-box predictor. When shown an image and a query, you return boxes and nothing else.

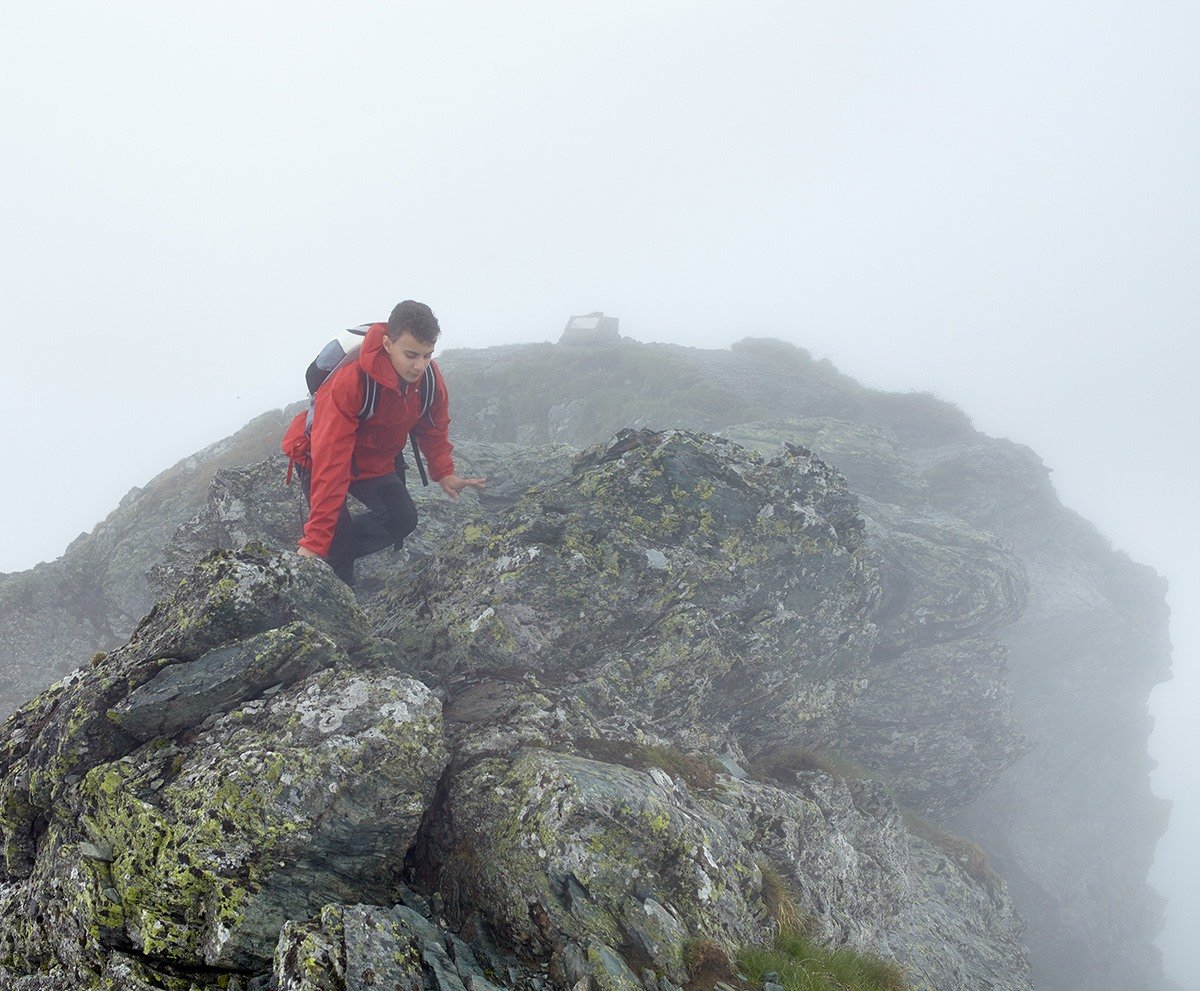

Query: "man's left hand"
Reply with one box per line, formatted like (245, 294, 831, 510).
(438, 474, 487, 501)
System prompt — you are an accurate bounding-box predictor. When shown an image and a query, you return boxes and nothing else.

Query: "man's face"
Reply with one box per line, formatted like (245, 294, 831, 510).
(383, 330, 435, 385)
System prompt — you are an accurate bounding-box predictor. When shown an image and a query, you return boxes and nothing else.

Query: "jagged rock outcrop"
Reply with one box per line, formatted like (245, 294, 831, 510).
(371, 430, 878, 748)
(720, 421, 1169, 990)
(929, 446, 1172, 991)
(382, 430, 1029, 991)
(156, 430, 1028, 824)
(830, 496, 1029, 818)
(0, 548, 447, 988)
(1, 433, 1035, 991)
(0, 429, 575, 721)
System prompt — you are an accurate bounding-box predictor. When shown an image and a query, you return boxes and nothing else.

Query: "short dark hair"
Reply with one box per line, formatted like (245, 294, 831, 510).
(387, 300, 441, 344)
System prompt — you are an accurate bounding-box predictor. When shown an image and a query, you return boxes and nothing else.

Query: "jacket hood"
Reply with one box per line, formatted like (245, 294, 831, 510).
(360, 323, 402, 392)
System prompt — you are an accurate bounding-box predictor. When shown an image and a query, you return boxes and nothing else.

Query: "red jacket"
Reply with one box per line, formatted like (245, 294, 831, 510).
(282, 323, 455, 557)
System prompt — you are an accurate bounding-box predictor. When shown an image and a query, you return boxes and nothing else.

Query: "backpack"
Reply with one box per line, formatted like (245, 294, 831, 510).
(285, 324, 436, 486)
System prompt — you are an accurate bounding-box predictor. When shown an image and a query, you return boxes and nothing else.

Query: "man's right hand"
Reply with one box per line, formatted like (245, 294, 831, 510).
(297, 546, 321, 558)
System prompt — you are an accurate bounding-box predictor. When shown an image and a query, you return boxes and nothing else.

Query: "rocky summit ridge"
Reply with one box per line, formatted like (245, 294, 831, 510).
(1, 430, 1033, 991)
(0, 333, 1173, 991)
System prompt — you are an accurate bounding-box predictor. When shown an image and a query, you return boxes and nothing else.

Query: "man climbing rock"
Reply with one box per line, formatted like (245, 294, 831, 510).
(283, 299, 485, 586)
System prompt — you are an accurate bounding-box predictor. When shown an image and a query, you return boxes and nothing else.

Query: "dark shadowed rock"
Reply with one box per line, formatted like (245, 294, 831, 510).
(108, 620, 341, 742)
(274, 902, 515, 991)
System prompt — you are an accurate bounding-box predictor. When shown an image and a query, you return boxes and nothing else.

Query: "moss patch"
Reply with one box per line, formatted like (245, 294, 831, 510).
(574, 737, 722, 791)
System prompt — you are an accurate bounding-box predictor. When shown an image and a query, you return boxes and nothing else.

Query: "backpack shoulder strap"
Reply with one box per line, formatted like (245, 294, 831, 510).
(404, 363, 437, 488)
(359, 368, 380, 421)
(418, 363, 437, 420)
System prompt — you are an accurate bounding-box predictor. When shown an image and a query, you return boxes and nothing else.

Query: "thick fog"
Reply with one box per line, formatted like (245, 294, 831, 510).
(1, 3, 1196, 986)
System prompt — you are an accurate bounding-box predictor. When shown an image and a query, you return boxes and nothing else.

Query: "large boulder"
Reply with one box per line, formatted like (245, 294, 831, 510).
(0, 546, 447, 987)
(0, 546, 370, 860)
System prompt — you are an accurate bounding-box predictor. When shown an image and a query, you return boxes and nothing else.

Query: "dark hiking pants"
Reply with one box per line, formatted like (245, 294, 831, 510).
(301, 469, 418, 587)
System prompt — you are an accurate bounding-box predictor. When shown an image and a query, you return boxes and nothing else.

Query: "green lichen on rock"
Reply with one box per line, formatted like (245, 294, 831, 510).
(584, 941, 643, 991)
(371, 429, 879, 749)
(0, 327, 1167, 991)
(273, 902, 447, 991)
(128, 544, 371, 664)
(431, 747, 768, 974)
(78, 753, 278, 961)
(0, 546, 369, 874)
(67, 663, 447, 970)
(274, 905, 347, 991)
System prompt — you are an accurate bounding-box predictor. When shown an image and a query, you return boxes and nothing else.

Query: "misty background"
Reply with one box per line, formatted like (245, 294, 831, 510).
(1, 2, 1196, 986)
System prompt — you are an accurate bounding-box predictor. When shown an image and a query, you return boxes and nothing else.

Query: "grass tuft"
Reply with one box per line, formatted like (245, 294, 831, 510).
(748, 862, 907, 991)
(758, 862, 809, 939)
(902, 811, 1004, 893)
(683, 938, 735, 989)
(739, 931, 908, 991)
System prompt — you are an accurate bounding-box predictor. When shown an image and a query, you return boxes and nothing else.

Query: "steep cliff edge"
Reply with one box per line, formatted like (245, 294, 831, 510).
(720, 419, 1170, 991)
(928, 442, 1172, 991)
(0, 432, 1032, 991)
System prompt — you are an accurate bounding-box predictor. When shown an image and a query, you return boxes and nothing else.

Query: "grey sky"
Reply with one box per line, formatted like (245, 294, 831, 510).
(1, 2, 1197, 985)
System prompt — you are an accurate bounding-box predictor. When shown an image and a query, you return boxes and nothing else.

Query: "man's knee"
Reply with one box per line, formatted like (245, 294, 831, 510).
(390, 498, 418, 541)
(377, 474, 418, 541)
